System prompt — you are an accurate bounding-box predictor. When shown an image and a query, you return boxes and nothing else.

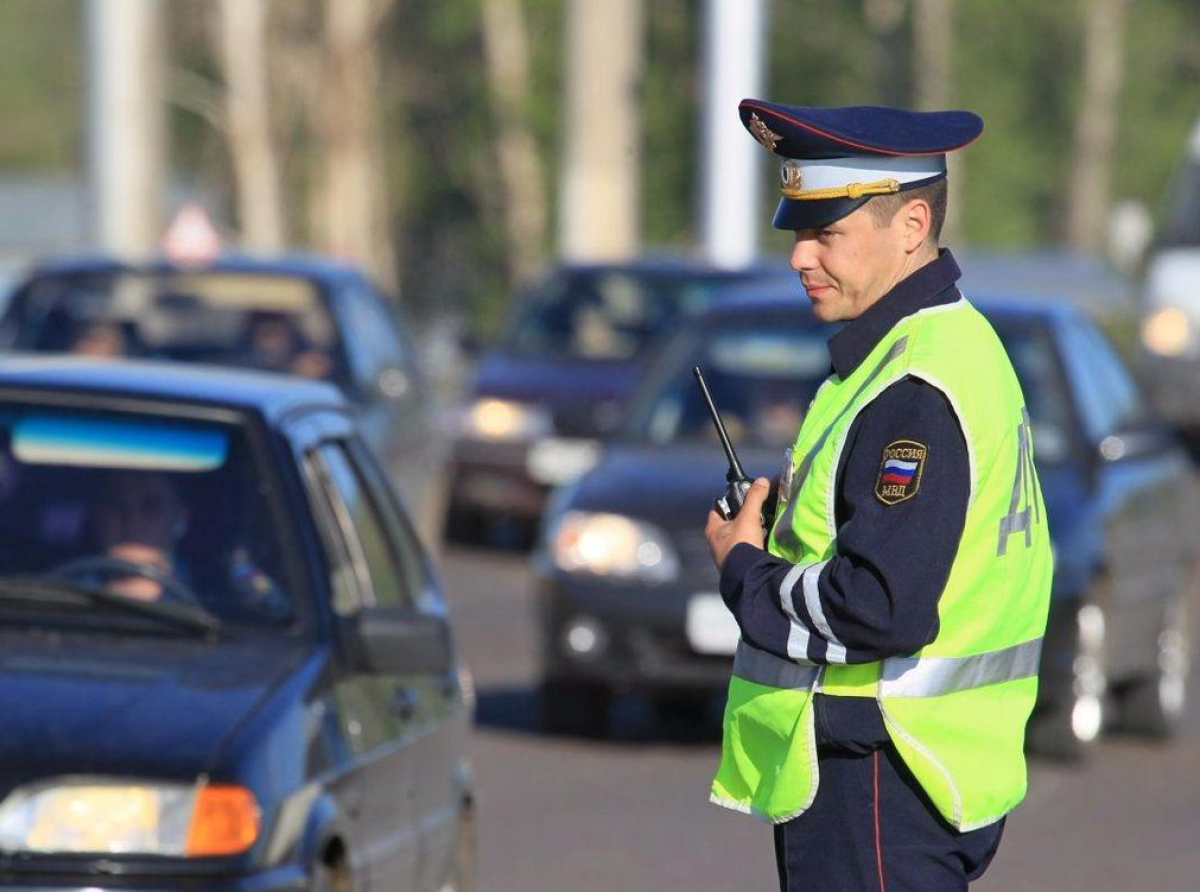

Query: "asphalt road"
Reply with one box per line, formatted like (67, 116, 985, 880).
(439, 544, 1200, 892)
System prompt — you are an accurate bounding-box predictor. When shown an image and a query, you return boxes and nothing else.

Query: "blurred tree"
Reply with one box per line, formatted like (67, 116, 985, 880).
(1065, 0, 1129, 253)
(863, 0, 909, 107)
(480, 0, 548, 282)
(0, 0, 80, 169)
(314, 0, 398, 289)
(216, 0, 285, 250)
(912, 0, 963, 242)
(558, 0, 644, 261)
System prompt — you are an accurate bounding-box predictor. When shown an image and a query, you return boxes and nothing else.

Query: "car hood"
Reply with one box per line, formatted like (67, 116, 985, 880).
(570, 442, 786, 528)
(473, 351, 646, 436)
(0, 629, 309, 784)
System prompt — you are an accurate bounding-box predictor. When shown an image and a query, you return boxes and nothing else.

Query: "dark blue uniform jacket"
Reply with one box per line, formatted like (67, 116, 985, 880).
(720, 250, 970, 752)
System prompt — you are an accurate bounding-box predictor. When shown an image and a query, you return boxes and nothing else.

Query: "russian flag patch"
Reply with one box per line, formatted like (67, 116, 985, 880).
(875, 439, 928, 505)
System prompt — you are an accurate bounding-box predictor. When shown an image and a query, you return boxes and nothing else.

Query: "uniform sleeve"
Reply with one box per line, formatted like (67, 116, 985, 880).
(719, 377, 970, 664)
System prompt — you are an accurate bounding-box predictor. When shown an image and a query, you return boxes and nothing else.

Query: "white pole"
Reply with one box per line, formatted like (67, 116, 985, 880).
(700, 0, 765, 268)
(86, 0, 165, 257)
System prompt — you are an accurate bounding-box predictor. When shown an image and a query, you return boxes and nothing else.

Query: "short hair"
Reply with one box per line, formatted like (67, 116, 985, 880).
(866, 178, 948, 242)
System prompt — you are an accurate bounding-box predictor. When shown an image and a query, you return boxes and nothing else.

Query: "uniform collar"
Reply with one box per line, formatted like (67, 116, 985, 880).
(827, 249, 962, 379)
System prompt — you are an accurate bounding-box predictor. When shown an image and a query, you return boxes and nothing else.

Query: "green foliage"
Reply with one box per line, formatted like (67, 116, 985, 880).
(1, 0, 1199, 331)
(0, 0, 81, 169)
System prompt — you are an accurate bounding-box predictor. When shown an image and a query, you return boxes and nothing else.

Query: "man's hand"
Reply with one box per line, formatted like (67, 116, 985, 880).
(705, 477, 771, 571)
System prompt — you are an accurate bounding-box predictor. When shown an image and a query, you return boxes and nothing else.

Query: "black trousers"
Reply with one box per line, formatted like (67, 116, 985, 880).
(773, 746, 1005, 892)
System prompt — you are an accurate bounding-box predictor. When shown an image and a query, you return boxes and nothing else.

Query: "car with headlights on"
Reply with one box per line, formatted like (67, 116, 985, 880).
(1137, 111, 1200, 444)
(446, 257, 788, 542)
(0, 359, 472, 890)
(0, 254, 446, 547)
(533, 293, 1199, 755)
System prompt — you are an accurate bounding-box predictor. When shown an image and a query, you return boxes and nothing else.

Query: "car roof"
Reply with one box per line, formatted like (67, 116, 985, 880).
(544, 254, 791, 279)
(0, 356, 346, 424)
(19, 252, 370, 287)
(695, 285, 1085, 328)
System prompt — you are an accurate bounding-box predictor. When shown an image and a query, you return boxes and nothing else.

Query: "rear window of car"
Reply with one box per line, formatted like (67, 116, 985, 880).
(624, 318, 834, 449)
(0, 404, 298, 629)
(504, 268, 759, 362)
(2, 271, 346, 385)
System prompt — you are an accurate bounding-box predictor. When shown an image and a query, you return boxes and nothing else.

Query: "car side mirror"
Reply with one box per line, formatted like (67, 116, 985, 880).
(374, 367, 412, 401)
(343, 608, 453, 675)
(1097, 422, 1172, 463)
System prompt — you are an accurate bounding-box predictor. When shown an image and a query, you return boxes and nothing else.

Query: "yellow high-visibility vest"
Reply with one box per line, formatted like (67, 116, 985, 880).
(710, 298, 1053, 832)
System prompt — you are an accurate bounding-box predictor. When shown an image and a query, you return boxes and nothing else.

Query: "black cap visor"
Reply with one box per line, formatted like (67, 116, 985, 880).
(772, 195, 870, 231)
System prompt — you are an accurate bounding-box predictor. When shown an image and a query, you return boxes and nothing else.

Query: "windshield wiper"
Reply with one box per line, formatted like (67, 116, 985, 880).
(0, 576, 221, 635)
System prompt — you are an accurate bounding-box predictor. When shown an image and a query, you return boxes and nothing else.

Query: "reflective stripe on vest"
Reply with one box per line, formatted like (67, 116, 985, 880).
(734, 640, 821, 689)
(881, 638, 1042, 697)
(734, 637, 1043, 697)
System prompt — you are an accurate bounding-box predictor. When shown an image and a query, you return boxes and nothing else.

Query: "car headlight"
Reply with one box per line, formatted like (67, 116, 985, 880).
(550, 511, 680, 582)
(1142, 306, 1193, 357)
(0, 778, 260, 857)
(460, 397, 553, 441)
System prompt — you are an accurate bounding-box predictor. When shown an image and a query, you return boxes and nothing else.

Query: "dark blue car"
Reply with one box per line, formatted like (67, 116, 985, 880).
(0, 359, 472, 889)
(446, 257, 789, 541)
(533, 293, 1198, 757)
(0, 254, 446, 548)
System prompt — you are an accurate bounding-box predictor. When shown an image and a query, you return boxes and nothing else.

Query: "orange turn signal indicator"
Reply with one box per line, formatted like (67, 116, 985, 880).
(184, 784, 261, 857)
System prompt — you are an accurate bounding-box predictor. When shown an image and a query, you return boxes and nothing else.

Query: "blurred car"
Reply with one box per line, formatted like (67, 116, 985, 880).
(0, 359, 472, 890)
(446, 257, 789, 541)
(533, 292, 1199, 758)
(1138, 113, 1200, 441)
(0, 254, 446, 547)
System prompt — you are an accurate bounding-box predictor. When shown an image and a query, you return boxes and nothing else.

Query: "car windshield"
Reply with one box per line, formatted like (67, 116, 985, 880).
(624, 319, 835, 449)
(0, 404, 297, 629)
(2, 270, 346, 385)
(625, 311, 1075, 463)
(505, 268, 762, 362)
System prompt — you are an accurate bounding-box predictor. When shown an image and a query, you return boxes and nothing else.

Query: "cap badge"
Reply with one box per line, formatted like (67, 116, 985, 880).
(781, 160, 803, 192)
(749, 113, 783, 150)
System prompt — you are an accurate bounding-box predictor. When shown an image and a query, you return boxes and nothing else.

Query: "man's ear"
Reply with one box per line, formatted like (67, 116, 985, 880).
(900, 197, 933, 253)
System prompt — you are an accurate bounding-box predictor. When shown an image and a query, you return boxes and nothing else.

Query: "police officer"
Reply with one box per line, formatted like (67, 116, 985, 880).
(703, 100, 1053, 891)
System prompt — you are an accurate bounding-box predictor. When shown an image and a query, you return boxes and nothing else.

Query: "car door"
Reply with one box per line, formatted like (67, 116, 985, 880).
(1056, 317, 1193, 678)
(304, 439, 424, 891)
(347, 437, 470, 891)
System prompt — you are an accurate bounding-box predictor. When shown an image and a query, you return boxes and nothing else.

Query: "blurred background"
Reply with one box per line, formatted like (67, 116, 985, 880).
(3, 1, 1200, 890)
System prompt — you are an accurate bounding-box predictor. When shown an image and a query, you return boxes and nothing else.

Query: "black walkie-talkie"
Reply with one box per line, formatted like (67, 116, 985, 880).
(693, 365, 753, 520)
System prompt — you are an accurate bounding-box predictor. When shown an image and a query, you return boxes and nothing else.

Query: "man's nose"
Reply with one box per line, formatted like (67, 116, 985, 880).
(790, 233, 818, 272)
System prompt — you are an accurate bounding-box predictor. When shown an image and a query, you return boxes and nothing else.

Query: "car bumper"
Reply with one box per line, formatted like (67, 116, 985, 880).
(536, 573, 735, 693)
(448, 437, 548, 520)
(1141, 353, 1200, 433)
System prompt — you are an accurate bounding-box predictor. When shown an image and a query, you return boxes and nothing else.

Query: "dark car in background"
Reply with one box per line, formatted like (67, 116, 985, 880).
(533, 293, 1199, 758)
(445, 257, 789, 542)
(0, 254, 446, 547)
(0, 359, 472, 890)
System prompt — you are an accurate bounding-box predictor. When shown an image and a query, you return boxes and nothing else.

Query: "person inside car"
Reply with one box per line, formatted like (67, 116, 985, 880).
(240, 310, 332, 380)
(88, 469, 189, 602)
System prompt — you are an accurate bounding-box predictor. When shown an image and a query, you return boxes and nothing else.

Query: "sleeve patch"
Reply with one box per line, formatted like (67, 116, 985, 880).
(875, 439, 928, 505)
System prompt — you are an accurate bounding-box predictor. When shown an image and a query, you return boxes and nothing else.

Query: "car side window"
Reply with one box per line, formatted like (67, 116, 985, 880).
(1058, 319, 1146, 442)
(340, 285, 412, 386)
(307, 442, 414, 611)
(347, 438, 429, 607)
(301, 450, 365, 617)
